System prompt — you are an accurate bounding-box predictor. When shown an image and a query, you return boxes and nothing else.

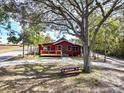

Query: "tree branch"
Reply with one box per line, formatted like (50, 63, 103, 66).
(89, 0, 120, 50)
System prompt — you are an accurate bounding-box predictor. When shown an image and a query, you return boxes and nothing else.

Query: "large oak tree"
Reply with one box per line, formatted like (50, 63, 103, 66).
(32, 0, 124, 73)
(2, 0, 124, 73)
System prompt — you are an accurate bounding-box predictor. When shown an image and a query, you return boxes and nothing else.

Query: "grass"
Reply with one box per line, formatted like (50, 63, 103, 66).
(71, 56, 83, 60)
(71, 56, 107, 63)
(7, 55, 42, 61)
(0, 63, 123, 93)
(7, 54, 62, 61)
(8, 54, 105, 63)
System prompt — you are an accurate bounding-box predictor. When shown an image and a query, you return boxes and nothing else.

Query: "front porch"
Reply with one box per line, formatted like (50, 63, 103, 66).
(40, 50, 62, 57)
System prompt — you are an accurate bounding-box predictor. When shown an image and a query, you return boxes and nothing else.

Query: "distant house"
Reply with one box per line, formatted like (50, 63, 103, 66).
(38, 38, 82, 57)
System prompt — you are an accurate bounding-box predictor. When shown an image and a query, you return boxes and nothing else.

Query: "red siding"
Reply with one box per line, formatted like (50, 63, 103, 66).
(39, 40, 81, 56)
(56, 41, 73, 46)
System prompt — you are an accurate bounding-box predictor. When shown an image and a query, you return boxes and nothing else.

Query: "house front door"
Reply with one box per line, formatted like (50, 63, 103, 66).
(62, 46, 68, 56)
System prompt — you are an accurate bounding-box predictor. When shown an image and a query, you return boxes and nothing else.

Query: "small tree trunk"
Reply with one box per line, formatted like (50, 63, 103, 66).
(27, 45, 30, 56)
(22, 43, 25, 58)
(104, 53, 106, 62)
(30, 45, 33, 54)
(104, 44, 107, 62)
(33, 45, 36, 56)
(30, 45, 32, 54)
(104, 30, 107, 62)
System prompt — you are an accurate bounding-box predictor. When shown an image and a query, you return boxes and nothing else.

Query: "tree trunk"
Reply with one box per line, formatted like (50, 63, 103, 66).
(22, 43, 25, 58)
(104, 30, 107, 62)
(104, 42, 107, 62)
(33, 45, 36, 56)
(83, 41, 90, 73)
(104, 53, 107, 62)
(82, 0, 90, 73)
(30, 45, 33, 54)
(27, 45, 30, 56)
(30, 45, 32, 54)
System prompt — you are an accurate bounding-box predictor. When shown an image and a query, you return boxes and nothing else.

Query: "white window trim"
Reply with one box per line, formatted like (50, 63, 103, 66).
(57, 45, 62, 50)
(68, 46, 72, 50)
(43, 46, 51, 50)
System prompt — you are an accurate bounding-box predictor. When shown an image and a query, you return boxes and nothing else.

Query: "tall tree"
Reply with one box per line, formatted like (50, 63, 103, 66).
(2, 0, 124, 72)
(93, 19, 120, 60)
(32, 0, 124, 73)
(1, 0, 43, 57)
(24, 24, 45, 54)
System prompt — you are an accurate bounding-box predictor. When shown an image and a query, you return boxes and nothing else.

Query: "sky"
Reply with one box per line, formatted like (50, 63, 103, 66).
(44, 28, 75, 41)
(0, 20, 21, 44)
(0, 20, 75, 44)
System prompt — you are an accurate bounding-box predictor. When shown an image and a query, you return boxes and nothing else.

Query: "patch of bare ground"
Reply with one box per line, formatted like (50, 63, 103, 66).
(0, 63, 123, 93)
(0, 45, 22, 53)
(7, 55, 37, 61)
(7, 55, 54, 61)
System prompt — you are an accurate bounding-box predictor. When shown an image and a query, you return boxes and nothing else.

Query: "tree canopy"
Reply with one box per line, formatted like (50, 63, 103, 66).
(1, 0, 124, 73)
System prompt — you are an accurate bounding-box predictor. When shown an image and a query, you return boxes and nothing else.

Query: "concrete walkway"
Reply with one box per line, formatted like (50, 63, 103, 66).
(93, 53, 124, 67)
(0, 49, 27, 62)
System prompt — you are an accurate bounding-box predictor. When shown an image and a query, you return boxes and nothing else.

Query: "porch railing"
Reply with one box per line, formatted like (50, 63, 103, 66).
(40, 50, 62, 56)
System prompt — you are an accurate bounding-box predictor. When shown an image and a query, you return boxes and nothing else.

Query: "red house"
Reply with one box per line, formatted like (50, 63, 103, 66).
(38, 38, 82, 57)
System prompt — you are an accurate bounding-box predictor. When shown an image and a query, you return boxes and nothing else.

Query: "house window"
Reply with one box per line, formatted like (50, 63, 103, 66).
(68, 46, 72, 50)
(73, 46, 78, 51)
(57, 45, 61, 50)
(43, 47, 47, 50)
(75, 46, 78, 51)
(43, 46, 51, 50)
(72, 46, 75, 51)
(47, 46, 51, 50)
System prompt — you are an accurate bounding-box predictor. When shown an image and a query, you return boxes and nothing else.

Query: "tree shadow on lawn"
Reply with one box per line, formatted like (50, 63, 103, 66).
(0, 63, 70, 92)
(0, 64, 123, 93)
(74, 76, 124, 93)
(0, 63, 62, 78)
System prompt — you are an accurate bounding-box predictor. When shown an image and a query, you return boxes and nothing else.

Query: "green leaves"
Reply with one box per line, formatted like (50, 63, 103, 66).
(93, 18, 124, 58)
(24, 24, 53, 45)
(0, 6, 9, 25)
(7, 31, 19, 44)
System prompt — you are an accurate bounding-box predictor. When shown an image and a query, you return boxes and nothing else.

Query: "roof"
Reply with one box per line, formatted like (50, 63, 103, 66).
(53, 37, 69, 44)
(42, 43, 53, 46)
(40, 37, 81, 46)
